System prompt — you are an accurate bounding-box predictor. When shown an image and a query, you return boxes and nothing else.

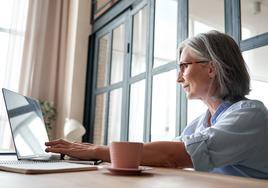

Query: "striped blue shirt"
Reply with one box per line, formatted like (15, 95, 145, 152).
(176, 100, 268, 179)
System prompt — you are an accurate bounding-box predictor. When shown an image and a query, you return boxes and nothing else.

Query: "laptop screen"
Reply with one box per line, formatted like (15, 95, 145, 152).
(2, 88, 50, 159)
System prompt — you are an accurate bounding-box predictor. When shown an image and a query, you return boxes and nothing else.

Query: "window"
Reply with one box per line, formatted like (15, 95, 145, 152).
(89, 0, 180, 144)
(240, 0, 268, 108)
(0, 0, 29, 151)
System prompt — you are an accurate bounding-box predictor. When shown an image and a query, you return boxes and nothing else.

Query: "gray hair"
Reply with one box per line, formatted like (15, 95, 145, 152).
(179, 30, 250, 102)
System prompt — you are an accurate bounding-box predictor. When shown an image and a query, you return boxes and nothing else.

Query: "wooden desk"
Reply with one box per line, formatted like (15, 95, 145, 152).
(0, 165, 267, 188)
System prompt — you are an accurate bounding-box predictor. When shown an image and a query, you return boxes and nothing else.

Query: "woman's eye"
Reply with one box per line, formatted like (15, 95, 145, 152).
(179, 63, 189, 72)
(182, 64, 188, 69)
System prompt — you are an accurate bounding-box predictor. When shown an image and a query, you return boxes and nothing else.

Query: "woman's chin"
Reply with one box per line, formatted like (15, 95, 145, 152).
(186, 93, 193, 99)
(186, 93, 199, 100)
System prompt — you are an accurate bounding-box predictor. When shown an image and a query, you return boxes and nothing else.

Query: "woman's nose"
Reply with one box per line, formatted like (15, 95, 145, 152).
(177, 72, 183, 83)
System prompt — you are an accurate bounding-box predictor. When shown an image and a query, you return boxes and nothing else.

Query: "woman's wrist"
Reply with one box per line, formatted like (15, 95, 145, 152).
(94, 145, 110, 162)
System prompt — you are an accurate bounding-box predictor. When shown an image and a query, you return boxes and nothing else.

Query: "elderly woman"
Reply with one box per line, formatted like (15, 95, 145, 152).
(46, 30, 268, 179)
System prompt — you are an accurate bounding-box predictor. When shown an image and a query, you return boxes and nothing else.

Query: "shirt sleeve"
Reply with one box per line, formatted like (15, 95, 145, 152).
(181, 102, 267, 172)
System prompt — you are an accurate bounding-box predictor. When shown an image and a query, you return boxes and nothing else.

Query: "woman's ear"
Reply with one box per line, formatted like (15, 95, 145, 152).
(208, 61, 216, 79)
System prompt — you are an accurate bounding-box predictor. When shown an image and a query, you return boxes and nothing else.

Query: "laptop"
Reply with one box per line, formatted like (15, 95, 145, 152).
(2, 88, 61, 161)
(0, 88, 99, 173)
(2, 88, 102, 162)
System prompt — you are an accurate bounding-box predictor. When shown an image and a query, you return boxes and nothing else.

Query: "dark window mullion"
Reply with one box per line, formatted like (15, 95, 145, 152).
(232, 0, 241, 44)
(103, 92, 110, 145)
(225, 0, 241, 44)
(107, 32, 113, 86)
(143, 0, 154, 142)
(151, 62, 177, 76)
(121, 12, 132, 141)
(95, 82, 124, 95)
(178, 0, 188, 44)
(224, 0, 233, 36)
(83, 34, 95, 143)
(240, 33, 268, 52)
(129, 73, 146, 84)
(177, 0, 188, 135)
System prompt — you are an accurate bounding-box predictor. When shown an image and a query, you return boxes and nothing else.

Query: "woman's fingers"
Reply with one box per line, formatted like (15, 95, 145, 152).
(45, 146, 92, 160)
(45, 139, 98, 160)
(74, 142, 93, 145)
(51, 144, 69, 148)
(45, 139, 70, 146)
(45, 147, 74, 157)
(45, 147, 66, 154)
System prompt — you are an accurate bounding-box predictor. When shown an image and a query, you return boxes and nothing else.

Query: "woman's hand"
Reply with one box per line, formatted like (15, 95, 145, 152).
(45, 139, 109, 161)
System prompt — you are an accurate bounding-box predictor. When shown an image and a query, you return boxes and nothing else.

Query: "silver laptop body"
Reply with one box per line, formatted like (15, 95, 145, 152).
(2, 88, 60, 161)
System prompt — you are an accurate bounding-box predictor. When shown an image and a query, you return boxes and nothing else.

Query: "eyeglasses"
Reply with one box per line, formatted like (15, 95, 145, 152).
(178, 60, 209, 73)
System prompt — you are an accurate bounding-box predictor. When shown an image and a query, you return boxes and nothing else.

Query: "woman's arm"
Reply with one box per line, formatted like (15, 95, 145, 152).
(45, 139, 192, 168)
(141, 141, 193, 168)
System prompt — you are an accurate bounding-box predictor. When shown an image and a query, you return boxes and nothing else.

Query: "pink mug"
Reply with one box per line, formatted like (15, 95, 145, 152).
(109, 142, 144, 169)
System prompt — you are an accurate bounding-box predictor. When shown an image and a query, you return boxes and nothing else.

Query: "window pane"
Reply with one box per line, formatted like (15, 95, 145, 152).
(110, 24, 125, 84)
(243, 45, 268, 82)
(97, 35, 109, 88)
(107, 88, 122, 143)
(0, 32, 9, 67)
(243, 45, 268, 107)
(0, 0, 13, 28)
(131, 6, 148, 76)
(4, 34, 25, 87)
(128, 80, 145, 142)
(151, 70, 177, 141)
(153, 0, 178, 68)
(93, 93, 107, 145)
(241, 1, 268, 40)
(247, 80, 268, 108)
(189, 0, 224, 37)
(0, 0, 29, 31)
(187, 100, 207, 123)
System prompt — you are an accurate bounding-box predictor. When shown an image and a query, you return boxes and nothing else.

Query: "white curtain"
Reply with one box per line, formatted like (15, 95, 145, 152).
(0, 0, 29, 150)
(0, 0, 90, 150)
(19, 0, 75, 139)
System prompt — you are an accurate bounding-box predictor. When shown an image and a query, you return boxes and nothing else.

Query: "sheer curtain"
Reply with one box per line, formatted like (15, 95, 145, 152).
(19, 0, 76, 139)
(0, 0, 84, 150)
(0, 0, 29, 150)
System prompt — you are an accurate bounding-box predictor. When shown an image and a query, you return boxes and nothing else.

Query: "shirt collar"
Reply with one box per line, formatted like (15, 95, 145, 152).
(211, 101, 233, 125)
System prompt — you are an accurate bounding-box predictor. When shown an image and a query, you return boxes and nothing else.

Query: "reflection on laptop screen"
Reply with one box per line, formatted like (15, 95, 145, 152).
(2, 88, 49, 159)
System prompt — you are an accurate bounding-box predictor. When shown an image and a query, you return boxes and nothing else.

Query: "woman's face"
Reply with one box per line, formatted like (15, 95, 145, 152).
(177, 46, 216, 101)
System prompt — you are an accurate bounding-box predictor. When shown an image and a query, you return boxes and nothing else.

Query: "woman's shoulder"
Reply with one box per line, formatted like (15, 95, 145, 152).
(217, 99, 268, 130)
(229, 99, 267, 112)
